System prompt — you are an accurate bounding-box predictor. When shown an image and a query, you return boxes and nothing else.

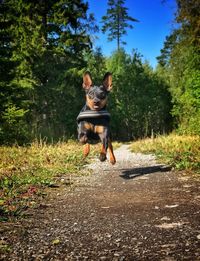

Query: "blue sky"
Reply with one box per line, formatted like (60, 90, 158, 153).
(87, 0, 177, 68)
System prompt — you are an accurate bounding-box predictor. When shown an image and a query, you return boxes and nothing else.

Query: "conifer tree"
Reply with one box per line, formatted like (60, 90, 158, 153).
(0, 0, 30, 144)
(101, 0, 138, 50)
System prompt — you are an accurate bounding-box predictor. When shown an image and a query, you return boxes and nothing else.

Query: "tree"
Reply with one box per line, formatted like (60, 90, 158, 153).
(0, 1, 30, 144)
(156, 31, 178, 68)
(101, 0, 138, 50)
(83, 47, 107, 84)
(176, 0, 200, 46)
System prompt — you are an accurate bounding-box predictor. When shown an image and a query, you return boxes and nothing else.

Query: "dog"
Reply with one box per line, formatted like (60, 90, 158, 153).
(77, 71, 116, 165)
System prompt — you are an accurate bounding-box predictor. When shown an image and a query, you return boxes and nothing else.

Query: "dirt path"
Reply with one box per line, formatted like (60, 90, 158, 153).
(1, 145, 200, 260)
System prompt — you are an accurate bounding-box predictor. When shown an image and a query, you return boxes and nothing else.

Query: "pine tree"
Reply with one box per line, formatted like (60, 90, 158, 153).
(156, 31, 178, 68)
(0, 0, 30, 144)
(101, 0, 138, 50)
(176, 0, 200, 46)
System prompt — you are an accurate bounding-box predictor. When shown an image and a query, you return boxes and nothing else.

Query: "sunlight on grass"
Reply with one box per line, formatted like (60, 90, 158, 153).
(130, 134, 200, 173)
(112, 141, 122, 149)
(0, 140, 120, 219)
(0, 140, 97, 220)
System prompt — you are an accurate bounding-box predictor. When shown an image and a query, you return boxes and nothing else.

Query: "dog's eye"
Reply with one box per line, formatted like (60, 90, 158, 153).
(88, 93, 94, 99)
(99, 93, 106, 99)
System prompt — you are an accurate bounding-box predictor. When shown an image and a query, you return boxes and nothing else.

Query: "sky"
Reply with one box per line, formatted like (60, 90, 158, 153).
(87, 0, 177, 68)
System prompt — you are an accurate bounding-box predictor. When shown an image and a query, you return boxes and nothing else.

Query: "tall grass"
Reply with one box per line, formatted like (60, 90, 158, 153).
(0, 140, 94, 220)
(130, 134, 200, 172)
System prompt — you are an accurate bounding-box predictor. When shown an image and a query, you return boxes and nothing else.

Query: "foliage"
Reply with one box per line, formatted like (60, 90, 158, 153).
(0, 0, 97, 144)
(101, 0, 138, 50)
(131, 134, 200, 173)
(157, 0, 200, 135)
(0, 104, 30, 144)
(0, 1, 29, 144)
(170, 45, 200, 134)
(176, 0, 200, 46)
(84, 47, 107, 85)
(105, 49, 172, 140)
(156, 31, 179, 68)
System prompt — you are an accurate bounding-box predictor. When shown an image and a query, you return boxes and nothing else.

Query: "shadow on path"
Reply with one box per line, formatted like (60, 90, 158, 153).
(120, 165, 172, 179)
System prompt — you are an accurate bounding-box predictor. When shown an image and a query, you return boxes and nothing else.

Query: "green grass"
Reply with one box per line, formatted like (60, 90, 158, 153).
(0, 140, 100, 220)
(130, 134, 200, 173)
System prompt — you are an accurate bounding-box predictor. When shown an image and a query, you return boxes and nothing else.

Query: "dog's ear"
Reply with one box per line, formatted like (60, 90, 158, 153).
(83, 71, 92, 90)
(103, 72, 112, 91)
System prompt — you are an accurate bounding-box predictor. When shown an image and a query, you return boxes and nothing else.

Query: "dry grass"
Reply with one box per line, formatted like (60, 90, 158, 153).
(0, 140, 100, 219)
(130, 134, 200, 172)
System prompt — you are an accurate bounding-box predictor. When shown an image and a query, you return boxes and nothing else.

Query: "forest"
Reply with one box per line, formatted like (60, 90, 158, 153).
(0, 0, 199, 145)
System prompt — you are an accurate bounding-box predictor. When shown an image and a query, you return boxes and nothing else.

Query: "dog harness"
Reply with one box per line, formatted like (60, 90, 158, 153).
(77, 109, 110, 123)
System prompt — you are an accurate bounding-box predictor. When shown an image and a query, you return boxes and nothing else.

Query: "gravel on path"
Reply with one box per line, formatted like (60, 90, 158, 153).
(0, 145, 200, 261)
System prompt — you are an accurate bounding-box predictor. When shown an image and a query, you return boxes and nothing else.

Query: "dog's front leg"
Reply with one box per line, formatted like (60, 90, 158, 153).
(78, 122, 90, 158)
(99, 143, 107, 162)
(108, 138, 116, 165)
(83, 143, 90, 158)
(99, 131, 109, 162)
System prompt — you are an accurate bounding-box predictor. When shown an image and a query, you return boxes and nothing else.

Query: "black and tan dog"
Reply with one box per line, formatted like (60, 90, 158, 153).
(77, 71, 116, 165)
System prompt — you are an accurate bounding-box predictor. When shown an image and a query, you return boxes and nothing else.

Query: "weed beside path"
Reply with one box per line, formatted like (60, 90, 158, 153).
(130, 134, 200, 173)
(0, 141, 90, 220)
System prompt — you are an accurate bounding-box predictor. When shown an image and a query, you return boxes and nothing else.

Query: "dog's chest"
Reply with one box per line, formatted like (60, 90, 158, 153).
(83, 122, 105, 134)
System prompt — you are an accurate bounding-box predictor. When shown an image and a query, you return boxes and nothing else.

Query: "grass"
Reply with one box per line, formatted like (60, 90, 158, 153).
(130, 134, 200, 173)
(0, 140, 101, 220)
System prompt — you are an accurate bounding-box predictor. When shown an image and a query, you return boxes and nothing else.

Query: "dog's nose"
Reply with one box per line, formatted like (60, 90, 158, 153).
(94, 98, 100, 103)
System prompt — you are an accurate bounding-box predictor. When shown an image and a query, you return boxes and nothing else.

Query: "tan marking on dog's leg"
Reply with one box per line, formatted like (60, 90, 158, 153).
(83, 143, 90, 158)
(108, 139, 116, 165)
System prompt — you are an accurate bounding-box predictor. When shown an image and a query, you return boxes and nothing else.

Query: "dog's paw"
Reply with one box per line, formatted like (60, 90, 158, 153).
(99, 153, 107, 162)
(110, 156, 116, 165)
